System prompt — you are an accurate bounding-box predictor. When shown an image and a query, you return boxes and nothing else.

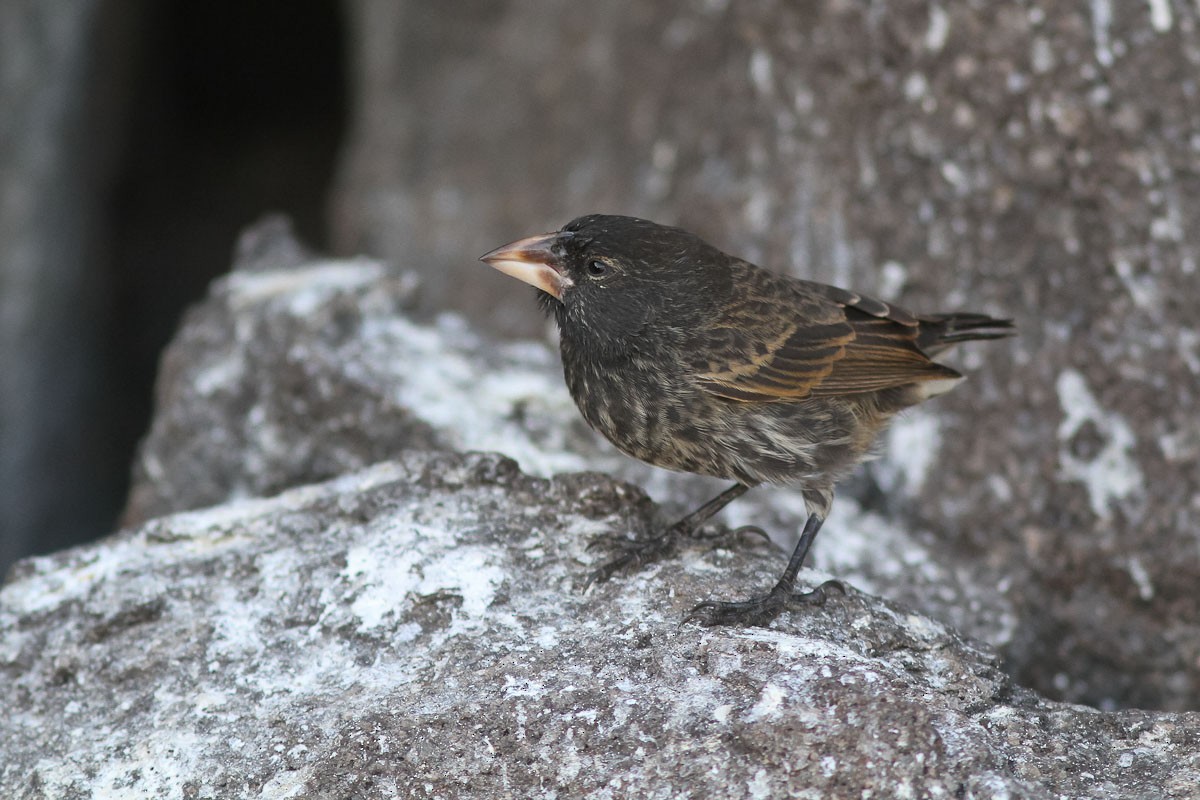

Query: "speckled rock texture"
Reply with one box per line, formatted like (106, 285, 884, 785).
(331, 0, 1200, 711)
(4, 450, 1198, 799)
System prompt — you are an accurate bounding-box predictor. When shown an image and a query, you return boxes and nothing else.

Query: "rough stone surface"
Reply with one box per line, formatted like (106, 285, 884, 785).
(4, 450, 1198, 799)
(122, 225, 437, 525)
(331, 0, 1200, 710)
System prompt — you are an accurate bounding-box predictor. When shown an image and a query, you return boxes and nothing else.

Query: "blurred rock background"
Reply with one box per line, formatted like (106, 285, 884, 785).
(1, 0, 1197, 710)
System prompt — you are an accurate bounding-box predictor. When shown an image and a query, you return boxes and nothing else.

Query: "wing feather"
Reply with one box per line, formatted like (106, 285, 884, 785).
(692, 264, 959, 402)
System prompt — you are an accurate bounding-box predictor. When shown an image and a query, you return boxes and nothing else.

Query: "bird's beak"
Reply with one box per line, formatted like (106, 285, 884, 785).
(479, 232, 573, 301)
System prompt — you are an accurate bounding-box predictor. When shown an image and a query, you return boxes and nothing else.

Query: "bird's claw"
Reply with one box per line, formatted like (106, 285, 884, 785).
(581, 533, 676, 591)
(584, 519, 773, 590)
(584, 532, 634, 553)
(685, 579, 846, 627)
(709, 524, 771, 544)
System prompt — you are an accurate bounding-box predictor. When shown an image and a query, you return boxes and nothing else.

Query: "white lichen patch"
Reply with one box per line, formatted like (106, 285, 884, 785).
(877, 260, 908, 298)
(223, 261, 386, 314)
(0, 499, 261, 616)
(1113, 257, 1161, 312)
(341, 524, 505, 633)
(749, 49, 772, 96)
(1147, 0, 1173, 32)
(1090, 0, 1115, 66)
(1126, 556, 1155, 601)
(366, 313, 598, 478)
(925, 5, 950, 52)
(745, 682, 787, 722)
(259, 767, 315, 799)
(1055, 370, 1143, 518)
(193, 352, 246, 396)
(880, 411, 942, 497)
(83, 729, 211, 800)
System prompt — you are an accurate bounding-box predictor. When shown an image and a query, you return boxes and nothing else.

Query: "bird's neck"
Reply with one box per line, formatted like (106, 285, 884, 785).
(555, 305, 639, 365)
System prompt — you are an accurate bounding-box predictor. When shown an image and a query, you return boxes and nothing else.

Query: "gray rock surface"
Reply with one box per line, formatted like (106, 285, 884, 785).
(4, 450, 1198, 799)
(331, 0, 1200, 710)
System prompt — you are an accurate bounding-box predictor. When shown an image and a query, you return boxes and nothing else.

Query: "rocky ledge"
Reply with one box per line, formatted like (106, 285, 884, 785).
(5, 450, 1197, 798)
(2, 233, 1197, 797)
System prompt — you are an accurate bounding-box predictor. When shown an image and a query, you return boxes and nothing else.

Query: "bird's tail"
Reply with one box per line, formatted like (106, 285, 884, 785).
(917, 313, 1015, 355)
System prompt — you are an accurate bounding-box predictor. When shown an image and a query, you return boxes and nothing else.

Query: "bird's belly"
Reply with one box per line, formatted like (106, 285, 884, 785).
(563, 359, 865, 486)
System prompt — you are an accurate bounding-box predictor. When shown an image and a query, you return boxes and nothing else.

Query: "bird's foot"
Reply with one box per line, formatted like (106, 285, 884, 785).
(692, 523, 772, 545)
(685, 579, 846, 627)
(584, 521, 770, 590)
(582, 530, 678, 590)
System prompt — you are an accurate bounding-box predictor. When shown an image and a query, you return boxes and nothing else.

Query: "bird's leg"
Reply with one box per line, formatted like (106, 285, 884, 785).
(685, 512, 845, 627)
(584, 482, 757, 589)
(666, 482, 755, 538)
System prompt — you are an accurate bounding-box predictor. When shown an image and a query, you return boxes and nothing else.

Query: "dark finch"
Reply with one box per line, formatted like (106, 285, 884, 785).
(481, 214, 1012, 626)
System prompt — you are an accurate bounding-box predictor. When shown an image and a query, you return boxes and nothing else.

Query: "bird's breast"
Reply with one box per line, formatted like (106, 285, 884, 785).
(559, 342, 706, 470)
(558, 336, 880, 488)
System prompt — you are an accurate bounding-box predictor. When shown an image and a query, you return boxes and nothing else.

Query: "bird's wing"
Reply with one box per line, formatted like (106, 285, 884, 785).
(691, 268, 959, 402)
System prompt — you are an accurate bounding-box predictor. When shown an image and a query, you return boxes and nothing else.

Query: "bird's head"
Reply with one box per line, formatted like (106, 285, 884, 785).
(480, 214, 731, 355)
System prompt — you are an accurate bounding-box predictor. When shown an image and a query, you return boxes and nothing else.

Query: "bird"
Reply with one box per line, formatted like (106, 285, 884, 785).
(480, 214, 1013, 626)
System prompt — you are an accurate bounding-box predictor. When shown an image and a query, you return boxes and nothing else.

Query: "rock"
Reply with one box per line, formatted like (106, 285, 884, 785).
(330, 0, 1200, 710)
(4, 450, 1197, 798)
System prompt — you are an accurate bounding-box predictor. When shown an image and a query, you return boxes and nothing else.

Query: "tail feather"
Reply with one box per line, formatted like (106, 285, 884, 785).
(917, 313, 1015, 354)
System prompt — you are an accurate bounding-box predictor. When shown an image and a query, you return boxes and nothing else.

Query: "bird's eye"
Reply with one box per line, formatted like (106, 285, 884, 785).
(586, 259, 611, 278)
